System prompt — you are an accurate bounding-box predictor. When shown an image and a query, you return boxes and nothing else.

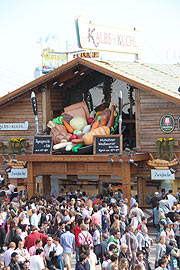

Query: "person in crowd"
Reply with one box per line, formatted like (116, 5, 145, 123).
(166, 206, 176, 223)
(51, 237, 64, 270)
(107, 229, 121, 254)
(118, 244, 128, 262)
(129, 203, 145, 223)
(99, 233, 108, 264)
(30, 209, 39, 227)
(44, 237, 55, 267)
(167, 190, 177, 208)
(78, 224, 93, 247)
(24, 226, 48, 250)
(92, 223, 101, 264)
(29, 248, 44, 270)
(155, 258, 167, 270)
(60, 224, 75, 270)
(75, 253, 87, 270)
(173, 215, 180, 248)
(9, 252, 21, 270)
(119, 258, 129, 270)
(91, 205, 101, 226)
(126, 225, 138, 266)
(119, 215, 126, 238)
(29, 238, 43, 256)
(160, 196, 171, 214)
(102, 210, 110, 234)
(15, 240, 30, 269)
(132, 251, 148, 270)
(149, 192, 160, 209)
(136, 225, 152, 258)
(155, 236, 166, 267)
(3, 242, 16, 267)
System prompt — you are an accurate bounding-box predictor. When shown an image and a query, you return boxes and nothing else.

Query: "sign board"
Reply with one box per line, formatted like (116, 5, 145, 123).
(8, 168, 27, 178)
(75, 15, 142, 54)
(151, 169, 175, 180)
(160, 114, 175, 133)
(93, 135, 122, 155)
(42, 47, 67, 74)
(73, 51, 99, 59)
(33, 135, 52, 154)
(0, 121, 28, 130)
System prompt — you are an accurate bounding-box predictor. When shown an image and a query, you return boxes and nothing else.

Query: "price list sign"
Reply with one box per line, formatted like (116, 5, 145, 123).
(93, 135, 122, 155)
(33, 135, 52, 154)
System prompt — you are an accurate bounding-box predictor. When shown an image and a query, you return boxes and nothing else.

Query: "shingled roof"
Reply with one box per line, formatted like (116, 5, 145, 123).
(0, 57, 180, 106)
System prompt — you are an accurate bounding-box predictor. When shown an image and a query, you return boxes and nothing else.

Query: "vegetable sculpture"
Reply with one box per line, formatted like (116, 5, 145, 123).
(48, 104, 117, 151)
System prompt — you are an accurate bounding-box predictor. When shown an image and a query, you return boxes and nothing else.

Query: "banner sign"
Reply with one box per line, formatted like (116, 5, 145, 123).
(151, 169, 175, 180)
(8, 169, 28, 178)
(75, 15, 142, 54)
(0, 121, 28, 130)
(160, 114, 175, 133)
(42, 47, 67, 74)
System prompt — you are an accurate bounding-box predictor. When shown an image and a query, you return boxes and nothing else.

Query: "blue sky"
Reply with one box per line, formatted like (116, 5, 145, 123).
(0, 0, 180, 96)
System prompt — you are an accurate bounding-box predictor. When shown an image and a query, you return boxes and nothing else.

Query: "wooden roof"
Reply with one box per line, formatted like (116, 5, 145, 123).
(0, 57, 180, 106)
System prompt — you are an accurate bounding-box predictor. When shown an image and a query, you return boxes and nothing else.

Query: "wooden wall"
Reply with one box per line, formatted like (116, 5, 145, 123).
(136, 89, 180, 153)
(0, 90, 43, 157)
(136, 89, 180, 195)
(50, 87, 64, 118)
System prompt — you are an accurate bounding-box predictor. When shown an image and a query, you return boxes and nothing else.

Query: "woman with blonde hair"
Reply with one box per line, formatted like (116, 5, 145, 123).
(111, 214, 120, 232)
(155, 235, 166, 267)
(119, 258, 129, 270)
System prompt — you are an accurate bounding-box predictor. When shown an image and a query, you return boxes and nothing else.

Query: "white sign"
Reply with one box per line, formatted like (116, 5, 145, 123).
(0, 121, 28, 130)
(151, 169, 175, 180)
(75, 15, 142, 54)
(8, 169, 27, 178)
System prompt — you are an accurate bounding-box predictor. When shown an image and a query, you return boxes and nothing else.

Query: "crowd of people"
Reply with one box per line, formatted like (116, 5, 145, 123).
(0, 183, 180, 270)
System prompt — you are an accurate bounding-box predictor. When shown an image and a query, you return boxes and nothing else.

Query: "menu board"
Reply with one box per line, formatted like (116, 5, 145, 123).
(33, 135, 52, 154)
(93, 135, 122, 155)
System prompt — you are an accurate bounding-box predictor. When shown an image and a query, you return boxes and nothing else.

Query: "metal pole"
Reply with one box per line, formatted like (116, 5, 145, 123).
(119, 90, 123, 135)
(31, 92, 39, 134)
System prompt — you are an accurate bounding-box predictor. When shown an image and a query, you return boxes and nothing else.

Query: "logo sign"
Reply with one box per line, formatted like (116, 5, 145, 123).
(73, 51, 99, 59)
(8, 169, 27, 178)
(160, 114, 175, 133)
(0, 121, 28, 130)
(75, 15, 142, 54)
(42, 47, 67, 74)
(151, 169, 175, 180)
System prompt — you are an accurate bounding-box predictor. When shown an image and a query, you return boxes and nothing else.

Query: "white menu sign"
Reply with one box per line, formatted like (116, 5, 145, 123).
(151, 169, 175, 180)
(8, 169, 27, 178)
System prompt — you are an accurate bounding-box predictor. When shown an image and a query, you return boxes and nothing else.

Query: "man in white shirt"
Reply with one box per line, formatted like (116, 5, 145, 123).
(44, 237, 55, 268)
(30, 248, 45, 270)
(167, 190, 176, 208)
(2, 242, 16, 266)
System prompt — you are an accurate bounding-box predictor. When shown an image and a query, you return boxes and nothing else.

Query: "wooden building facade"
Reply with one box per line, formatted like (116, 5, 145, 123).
(0, 58, 180, 206)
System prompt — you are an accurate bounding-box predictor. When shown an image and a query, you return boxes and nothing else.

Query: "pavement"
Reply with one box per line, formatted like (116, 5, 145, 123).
(0, 226, 157, 268)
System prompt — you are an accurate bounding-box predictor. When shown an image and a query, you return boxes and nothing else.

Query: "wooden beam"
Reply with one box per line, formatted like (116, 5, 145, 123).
(135, 88, 141, 151)
(27, 162, 36, 199)
(42, 87, 51, 130)
(120, 162, 131, 209)
(11, 153, 149, 163)
(42, 175, 51, 198)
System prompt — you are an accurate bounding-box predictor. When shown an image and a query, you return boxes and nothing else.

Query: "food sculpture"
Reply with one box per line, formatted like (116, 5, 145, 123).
(47, 101, 119, 153)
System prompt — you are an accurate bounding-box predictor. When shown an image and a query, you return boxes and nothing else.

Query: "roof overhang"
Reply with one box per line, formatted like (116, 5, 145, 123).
(0, 57, 180, 107)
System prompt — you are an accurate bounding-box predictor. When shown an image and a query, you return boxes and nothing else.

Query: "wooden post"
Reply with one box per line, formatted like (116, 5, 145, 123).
(42, 87, 51, 130)
(121, 162, 131, 209)
(27, 161, 36, 199)
(137, 177, 146, 205)
(43, 175, 51, 199)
